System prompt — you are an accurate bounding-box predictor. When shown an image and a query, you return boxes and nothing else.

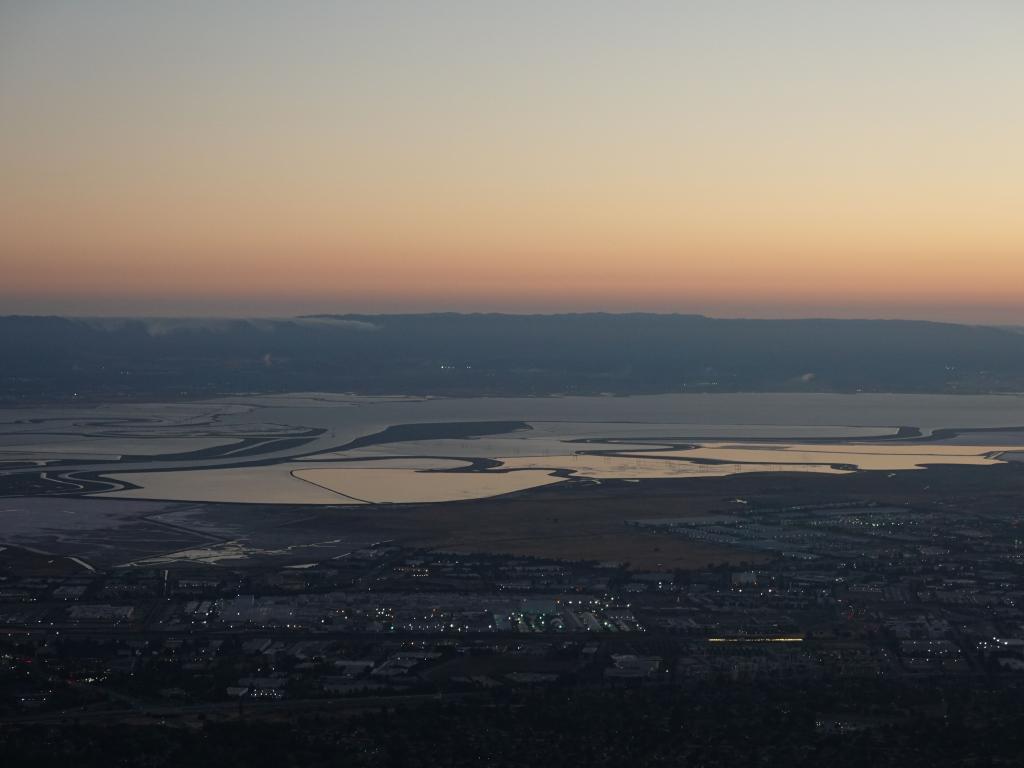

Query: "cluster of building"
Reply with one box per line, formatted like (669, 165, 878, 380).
(3, 498, 1024, 715)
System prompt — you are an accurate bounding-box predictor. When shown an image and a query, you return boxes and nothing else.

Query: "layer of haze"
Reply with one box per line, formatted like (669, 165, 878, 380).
(2, 1, 1023, 321)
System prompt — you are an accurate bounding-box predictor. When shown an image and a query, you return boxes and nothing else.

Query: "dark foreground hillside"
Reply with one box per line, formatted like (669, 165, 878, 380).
(4, 313, 1024, 402)
(3, 682, 1022, 767)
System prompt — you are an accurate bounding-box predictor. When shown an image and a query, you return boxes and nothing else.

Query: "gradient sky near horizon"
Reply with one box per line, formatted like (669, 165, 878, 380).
(2, 1, 1023, 322)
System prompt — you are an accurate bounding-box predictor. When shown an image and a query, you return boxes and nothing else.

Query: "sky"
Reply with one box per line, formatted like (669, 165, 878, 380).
(1, 1, 1023, 322)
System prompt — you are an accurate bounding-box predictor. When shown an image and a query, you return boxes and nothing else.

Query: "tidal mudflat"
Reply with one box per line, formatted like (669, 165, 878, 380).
(3, 392, 1024, 505)
(615, 443, 1013, 471)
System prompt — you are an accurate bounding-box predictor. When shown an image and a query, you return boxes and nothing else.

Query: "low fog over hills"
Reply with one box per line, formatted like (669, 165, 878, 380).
(4, 313, 1024, 403)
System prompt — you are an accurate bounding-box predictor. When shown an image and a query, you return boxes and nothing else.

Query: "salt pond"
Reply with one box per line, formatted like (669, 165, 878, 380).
(5, 392, 1024, 505)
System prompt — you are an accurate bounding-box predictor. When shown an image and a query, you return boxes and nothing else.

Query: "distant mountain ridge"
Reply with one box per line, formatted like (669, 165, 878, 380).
(3, 313, 1024, 403)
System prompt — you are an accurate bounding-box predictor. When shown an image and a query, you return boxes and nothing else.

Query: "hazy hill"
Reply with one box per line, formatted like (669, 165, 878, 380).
(3, 313, 1024, 402)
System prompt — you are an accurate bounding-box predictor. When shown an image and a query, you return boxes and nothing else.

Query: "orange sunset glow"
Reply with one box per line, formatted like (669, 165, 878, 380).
(2, 2, 1022, 320)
